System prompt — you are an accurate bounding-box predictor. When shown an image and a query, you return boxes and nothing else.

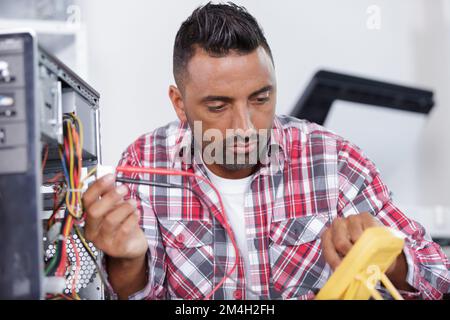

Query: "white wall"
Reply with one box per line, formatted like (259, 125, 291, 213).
(77, 0, 450, 223)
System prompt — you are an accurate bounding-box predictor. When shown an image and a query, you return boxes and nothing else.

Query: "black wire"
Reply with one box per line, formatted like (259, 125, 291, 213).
(115, 177, 210, 209)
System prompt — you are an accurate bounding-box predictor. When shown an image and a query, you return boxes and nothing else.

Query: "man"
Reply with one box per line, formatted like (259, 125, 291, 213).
(82, 2, 450, 300)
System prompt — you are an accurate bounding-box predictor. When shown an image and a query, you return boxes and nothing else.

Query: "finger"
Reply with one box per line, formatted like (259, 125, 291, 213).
(98, 199, 137, 236)
(87, 184, 129, 220)
(82, 174, 116, 209)
(360, 212, 381, 229)
(332, 217, 353, 257)
(118, 210, 140, 236)
(321, 228, 342, 270)
(109, 213, 146, 257)
(115, 212, 141, 256)
(347, 215, 364, 244)
(85, 184, 129, 238)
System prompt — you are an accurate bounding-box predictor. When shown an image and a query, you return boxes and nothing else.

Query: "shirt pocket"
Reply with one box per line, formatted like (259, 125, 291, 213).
(159, 219, 213, 248)
(269, 213, 331, 300)
(158, 218, 214, 299)
(269, 213, 330, 246)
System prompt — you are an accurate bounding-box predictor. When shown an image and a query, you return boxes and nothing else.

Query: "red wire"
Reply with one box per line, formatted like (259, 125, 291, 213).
(45, 172, 64, 184)
(72, 126, 81, 214)
(64, 137, 69, 162)
(69, 237, 80, 297)
(56, 217, 74, 277)
(56, 242, 67, 277)
(115, 165, 242, 300)
(47, 187, 59, 228)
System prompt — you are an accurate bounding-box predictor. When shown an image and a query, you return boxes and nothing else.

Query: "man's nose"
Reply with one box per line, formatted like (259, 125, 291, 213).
(232, 103, 254, 133)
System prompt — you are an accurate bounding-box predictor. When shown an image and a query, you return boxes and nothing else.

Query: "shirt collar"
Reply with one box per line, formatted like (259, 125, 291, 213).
(169, 116, 289, 176)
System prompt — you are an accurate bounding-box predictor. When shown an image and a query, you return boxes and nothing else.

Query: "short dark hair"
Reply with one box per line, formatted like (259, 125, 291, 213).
(173, 1, 274, 89)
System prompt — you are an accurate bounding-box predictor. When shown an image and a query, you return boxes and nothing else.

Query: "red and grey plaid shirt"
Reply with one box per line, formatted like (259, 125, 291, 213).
(110, 115, 450, 300)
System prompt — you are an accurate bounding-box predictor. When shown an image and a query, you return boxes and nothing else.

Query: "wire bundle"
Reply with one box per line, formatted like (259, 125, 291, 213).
(44, 113, 98, 300)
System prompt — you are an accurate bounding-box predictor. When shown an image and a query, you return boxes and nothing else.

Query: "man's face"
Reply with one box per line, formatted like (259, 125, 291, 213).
(170, 46, 277, 178)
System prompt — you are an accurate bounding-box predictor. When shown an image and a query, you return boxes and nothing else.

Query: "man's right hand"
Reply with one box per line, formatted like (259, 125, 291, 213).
(82, 173, 148, 260)
(82, 173, 149, 299)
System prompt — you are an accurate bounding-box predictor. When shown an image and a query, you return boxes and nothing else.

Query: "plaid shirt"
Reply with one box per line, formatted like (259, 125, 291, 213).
(109, 115, 450, 300)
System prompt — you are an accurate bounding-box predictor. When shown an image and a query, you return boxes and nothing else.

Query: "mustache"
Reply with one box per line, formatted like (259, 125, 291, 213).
(223, 134, 259, 145)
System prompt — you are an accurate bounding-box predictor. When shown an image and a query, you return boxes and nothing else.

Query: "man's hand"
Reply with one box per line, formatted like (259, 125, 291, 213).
(320, 212, 381, 270)
(320, 212, 413, 291)
(82, 173, 148, 298)
(82, 173, 148, 259)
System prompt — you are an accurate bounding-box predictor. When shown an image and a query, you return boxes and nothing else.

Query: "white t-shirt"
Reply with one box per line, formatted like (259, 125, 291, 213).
(203, 164, 259, 299)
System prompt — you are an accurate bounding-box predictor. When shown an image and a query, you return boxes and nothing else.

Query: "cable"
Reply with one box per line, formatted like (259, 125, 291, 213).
(59, 113, 84, 220)
(44, 112, 105, 300)
(82, 167, 97, 184)
(47, 187, 62, 228)
(45, 114, 82, 277)
(44, 172, 64, 185)
(115, 166, 242, 300)
(44, 216, 66, 276)
(116, 177, 205, 201)
(73, 224, 115, 299)
(69, 237, 81, 300)
(45, 293, 76, 300)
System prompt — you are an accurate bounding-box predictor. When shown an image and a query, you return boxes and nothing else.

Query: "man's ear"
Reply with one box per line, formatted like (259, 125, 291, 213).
(169, 85, 187, 122)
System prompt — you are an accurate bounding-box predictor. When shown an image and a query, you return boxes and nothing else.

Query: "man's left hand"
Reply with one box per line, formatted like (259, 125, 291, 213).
(320, 212, 413, 291)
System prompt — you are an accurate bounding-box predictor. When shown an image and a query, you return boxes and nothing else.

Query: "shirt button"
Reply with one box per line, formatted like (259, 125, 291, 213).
(233, 290, 242, 300)
(175, 233, 185, 244)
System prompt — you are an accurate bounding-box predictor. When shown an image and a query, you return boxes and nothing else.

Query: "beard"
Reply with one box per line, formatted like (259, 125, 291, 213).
(199, 130, 270, 172)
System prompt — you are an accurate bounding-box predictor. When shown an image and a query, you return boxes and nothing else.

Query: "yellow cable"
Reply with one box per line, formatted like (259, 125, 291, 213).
(67, 121, 76, 215)
(380, 273, 404, 300)
(64, 214, 73, 237)
(368, 286, 384, 300)
(74, 225, 96, 258)
(73, 125, 82, 218)
(72, 115, 84, 218)
(81, 167, 97, 185)
(73, 113, 84, 153)
(58, 146, 76, 218)
(54, 115, 87, 298)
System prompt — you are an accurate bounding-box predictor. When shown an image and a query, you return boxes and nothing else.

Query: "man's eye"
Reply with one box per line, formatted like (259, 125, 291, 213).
(254, 97, 270, 104)
(208, 105, 226, 112)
